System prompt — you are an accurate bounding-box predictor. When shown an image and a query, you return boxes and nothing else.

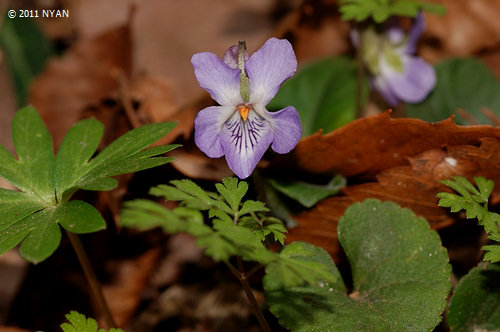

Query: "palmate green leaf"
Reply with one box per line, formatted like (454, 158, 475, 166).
(407, 58, 500, 125)
(438, 176, 500, 238)
(0, 106, 177, 263)
(264, 199, 451, 331)
(448, 263, 500, 332)
(267, 174, 346, 208)
(61, 310, 124, 332)
(215, 177, 248, 212)
(267, 57, 369, 137)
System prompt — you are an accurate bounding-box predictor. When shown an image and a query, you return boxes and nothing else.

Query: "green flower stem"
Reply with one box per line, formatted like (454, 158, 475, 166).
(355, 26, 365, 117)
(225, 259, 272, 332)
(66, 230, 117, 329)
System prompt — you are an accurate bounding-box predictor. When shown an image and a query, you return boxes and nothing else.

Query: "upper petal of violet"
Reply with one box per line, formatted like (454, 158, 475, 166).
(246, 38, 297, 106)
(404, 11, 426, 54)
(191, 52, 242, 106)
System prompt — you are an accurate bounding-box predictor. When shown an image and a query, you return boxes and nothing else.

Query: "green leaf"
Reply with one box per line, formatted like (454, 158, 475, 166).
(60, 310, 124, 332)
(448, 263, 500, 331)
(266, 242, 338, 288)
(0, 189, 44, 230)
(267, 57, 369, 137)
(215, 177, 248, 212)
(55, 118, 105, 202)
(68, 122, 178, 197)
(57, 201, 107, 234)
(239, 200, 269, 216)
(338, 0, 445, 22)
(264, 199, 451, 331)
(406, 58, 500, 125)
(0, 16, 53, 106)
(18, 208, 62, 264)
(267, 175, 346, 208)
(12, 106, 56, 204)
(0, 107, 177, 263)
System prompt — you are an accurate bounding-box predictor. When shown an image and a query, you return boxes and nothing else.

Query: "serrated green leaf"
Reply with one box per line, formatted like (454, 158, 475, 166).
(71, 122, 177, 193)
(267, 174, 346, 208)
(268, 57, 369, 137)
(0, 17, 53, 106)
(265, 199, 451, 331)
(12, 106, 56, 204)
(61, 310, 124, 332)
(482, 246, 500, 263)
(56, 118, 104, 201)
(216, 177, 248, 212)
(0, 107, 177, 263)
(448, 263, 500, 331)
(266, 242, 337, 289)
(239, 200, 269, 217)
(407, 58, 500, 125)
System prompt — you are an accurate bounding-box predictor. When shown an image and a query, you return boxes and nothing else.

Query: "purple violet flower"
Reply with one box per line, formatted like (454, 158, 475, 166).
(191, 38, 302, 179)
(353, 12, 436, 106)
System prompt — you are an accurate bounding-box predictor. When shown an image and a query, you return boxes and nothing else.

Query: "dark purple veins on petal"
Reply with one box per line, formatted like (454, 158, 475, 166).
(224, 112, 265, 153)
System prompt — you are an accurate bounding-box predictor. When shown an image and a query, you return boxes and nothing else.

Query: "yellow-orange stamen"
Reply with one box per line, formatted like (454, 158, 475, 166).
(237, 105, 251, 121)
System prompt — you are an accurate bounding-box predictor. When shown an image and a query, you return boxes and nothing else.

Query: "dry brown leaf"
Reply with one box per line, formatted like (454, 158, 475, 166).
(287, 138, 500, 259)
(29, 24, 132, 148)
(281, 111, 500, 177)
(101, 248, 161, 327)
(422, 0, 500, 61)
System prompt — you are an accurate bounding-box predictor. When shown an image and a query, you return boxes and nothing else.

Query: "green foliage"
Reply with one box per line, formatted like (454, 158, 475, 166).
(264, 199, 451, 331)
(60, 311, 123, 332)
(267, 57, 369, 137)
(0, 106, 178, 263)
(448, 262, 500, 332)
(122, 177, 331, 287)
(406, 58, 500, 125)
(437, 176, 500, 262)
(338, 0, 445, 23)
(0, 16, 54, 106)
(267, 175, 346, 208)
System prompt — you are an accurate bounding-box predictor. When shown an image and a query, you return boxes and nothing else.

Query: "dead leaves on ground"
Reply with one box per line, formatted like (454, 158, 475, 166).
(280, 113, 500, 258)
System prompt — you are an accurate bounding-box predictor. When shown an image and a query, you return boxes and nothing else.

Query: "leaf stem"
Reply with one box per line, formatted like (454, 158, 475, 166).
(66, 230, 117, 329)
(231, 257, 272, 332)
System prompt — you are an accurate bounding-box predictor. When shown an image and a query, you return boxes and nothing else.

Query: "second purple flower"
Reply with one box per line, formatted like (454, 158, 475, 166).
(192, 38, 302, 179)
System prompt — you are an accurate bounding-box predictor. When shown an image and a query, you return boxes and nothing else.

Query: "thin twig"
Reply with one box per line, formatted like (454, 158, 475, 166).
(66, 230, 117, 329)
(236, 257, 272, 332)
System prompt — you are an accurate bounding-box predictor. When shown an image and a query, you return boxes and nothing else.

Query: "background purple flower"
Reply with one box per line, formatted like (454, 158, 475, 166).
(354, 12, 437, 106)
(191, 38, 302, 179)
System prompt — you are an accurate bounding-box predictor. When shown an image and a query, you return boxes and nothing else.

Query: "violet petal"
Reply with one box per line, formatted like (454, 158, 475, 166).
(404, 11, 426, 54)
(385, 55, 436, 104)
(194, 105, 234, 158)
(220, 111, 274, 179)
(246, 38, 297, 106)
(254, 104, 302, 153)
(223, 45, 249, 69)
(191, 52, 242, 106)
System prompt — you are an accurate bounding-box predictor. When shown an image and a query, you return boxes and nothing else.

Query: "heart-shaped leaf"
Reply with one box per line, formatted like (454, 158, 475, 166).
(406, 58, 500, 125)
(264, 199, 451, 331)
(448, 262, 500, 332)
